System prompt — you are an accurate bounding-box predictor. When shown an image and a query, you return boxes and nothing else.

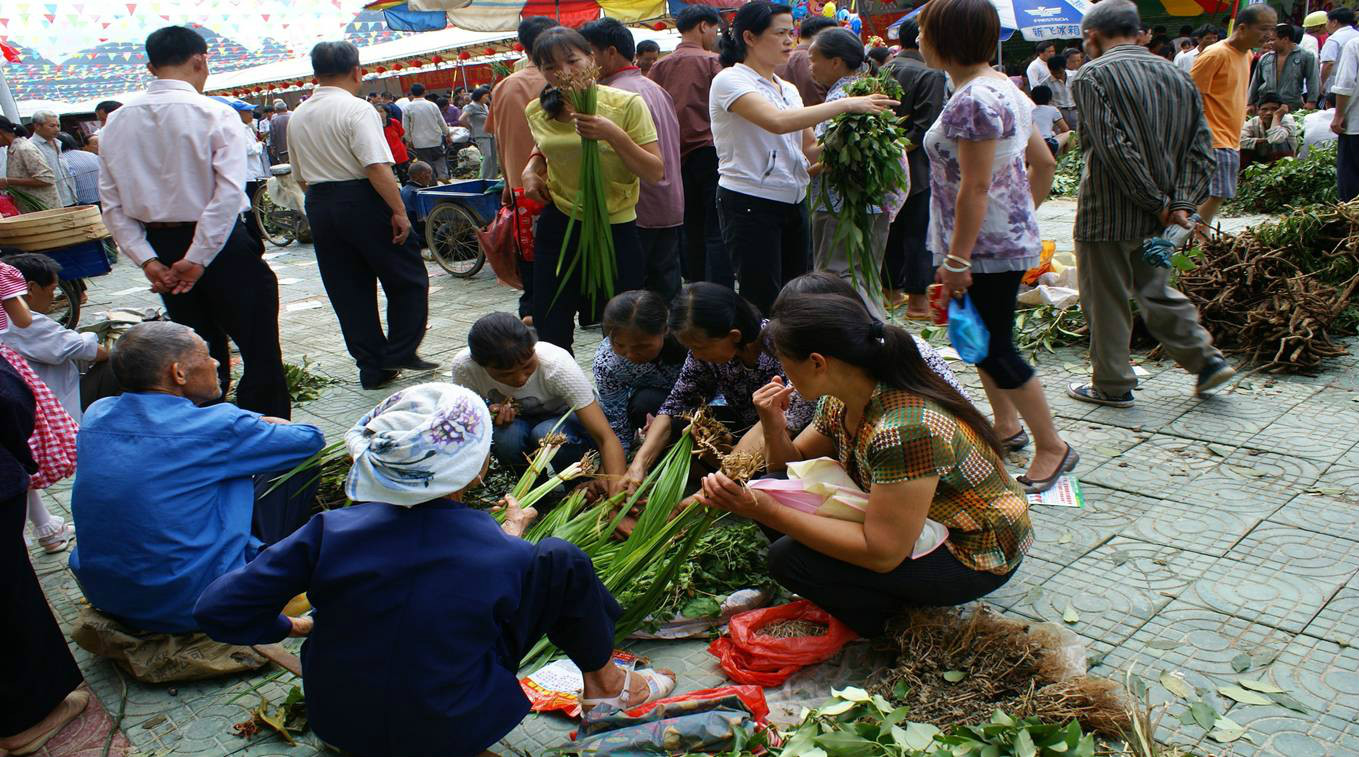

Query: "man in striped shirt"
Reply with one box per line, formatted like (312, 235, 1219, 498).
(1067, 0, 1234, 409)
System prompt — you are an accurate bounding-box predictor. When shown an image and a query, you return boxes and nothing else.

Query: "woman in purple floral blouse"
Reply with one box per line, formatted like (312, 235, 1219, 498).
(622, 283, 814, 492)
(918, 0, 1077, 494)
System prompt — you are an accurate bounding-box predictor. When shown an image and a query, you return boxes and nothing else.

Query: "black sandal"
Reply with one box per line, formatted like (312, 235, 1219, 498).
(1017, 445, 1080, 495)
(1002, 429, 1030, 452)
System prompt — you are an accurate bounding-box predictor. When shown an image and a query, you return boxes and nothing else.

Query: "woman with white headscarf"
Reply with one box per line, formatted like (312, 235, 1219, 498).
(193, 383, 675, 757)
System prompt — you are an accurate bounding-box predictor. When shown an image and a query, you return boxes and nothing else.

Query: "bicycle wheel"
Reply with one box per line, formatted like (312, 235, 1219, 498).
(424, 203, 485, 278)
(51, 279, 81, 329)
(253, 185, 297, 247)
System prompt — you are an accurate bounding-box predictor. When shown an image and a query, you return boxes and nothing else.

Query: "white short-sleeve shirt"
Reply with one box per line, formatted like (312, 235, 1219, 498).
(287, 86, 394, 184)
(709, 63, 810, 205)
(450, 341, 597, 418)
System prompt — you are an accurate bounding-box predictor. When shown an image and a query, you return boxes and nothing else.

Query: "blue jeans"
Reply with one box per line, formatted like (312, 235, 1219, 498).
(492, 413, 594, 471)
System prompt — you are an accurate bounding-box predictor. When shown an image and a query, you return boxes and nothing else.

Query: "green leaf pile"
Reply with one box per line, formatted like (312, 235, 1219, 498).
(816, 72, 910, 308)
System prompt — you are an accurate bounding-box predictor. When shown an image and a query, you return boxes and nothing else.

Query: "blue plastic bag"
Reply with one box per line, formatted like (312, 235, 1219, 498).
(947, 294, 990, 365)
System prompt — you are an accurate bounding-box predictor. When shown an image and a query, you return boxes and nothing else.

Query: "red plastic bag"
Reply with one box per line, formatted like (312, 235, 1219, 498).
(623, 685, 770, 724)
(512, 188, 546, 262)
(707, 600, 857, 686)
(0, 193, 21, 218)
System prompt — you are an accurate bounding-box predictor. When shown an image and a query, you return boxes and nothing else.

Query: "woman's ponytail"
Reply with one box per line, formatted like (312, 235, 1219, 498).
(539, 83, 566, 119)
(718, 24, 744, 67)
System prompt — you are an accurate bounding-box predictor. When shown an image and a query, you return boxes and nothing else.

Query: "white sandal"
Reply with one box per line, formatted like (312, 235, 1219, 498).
(38, 523, 76, 554)
(579, 661, 676, 714)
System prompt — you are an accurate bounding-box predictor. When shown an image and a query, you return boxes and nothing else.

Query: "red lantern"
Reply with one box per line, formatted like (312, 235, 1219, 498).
(376, 66, 386, 73)
(362, 68, 369, 74)
(484, 47, 495, 56)
(459, 51, 471, 60)
(513, 42, 524, 52)
(652, 21, 666, 30)
(310, 78, 318, 85)
(392, 63, 403, 70)
(432, 55, 443, 63)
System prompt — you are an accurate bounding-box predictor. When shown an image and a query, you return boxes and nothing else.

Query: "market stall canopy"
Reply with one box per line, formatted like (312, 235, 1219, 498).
(365, 0, 683, 32)
(889, 0, 1093, 41)
(204, 24, 680, 95)
(205, 27, 516, 94)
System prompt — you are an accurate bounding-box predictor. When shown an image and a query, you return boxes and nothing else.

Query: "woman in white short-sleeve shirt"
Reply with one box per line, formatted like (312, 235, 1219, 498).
(708, 0, 895, 317)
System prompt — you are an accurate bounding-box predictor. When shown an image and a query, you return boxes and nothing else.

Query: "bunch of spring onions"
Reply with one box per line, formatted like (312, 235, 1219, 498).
(553, 64, 618, 309)
(518, 430, 718, 669)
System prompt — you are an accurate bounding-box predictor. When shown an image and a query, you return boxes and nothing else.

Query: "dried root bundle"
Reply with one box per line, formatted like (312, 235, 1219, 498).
(757, 619, 828, 638)
(1181, 207, 1359, 373)
(867, 606, 1129, 737)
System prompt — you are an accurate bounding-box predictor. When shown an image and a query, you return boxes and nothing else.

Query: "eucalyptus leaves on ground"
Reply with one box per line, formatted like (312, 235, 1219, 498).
(777, 687, 1096, 757)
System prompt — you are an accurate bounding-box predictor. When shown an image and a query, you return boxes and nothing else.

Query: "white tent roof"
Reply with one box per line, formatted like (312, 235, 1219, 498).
(13, 94, 142, 117)
(205, 26, 518, 93)
(12, 26, 682, 110)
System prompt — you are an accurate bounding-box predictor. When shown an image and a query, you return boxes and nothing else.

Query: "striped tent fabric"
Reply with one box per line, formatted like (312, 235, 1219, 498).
(369, 0, 671, 32)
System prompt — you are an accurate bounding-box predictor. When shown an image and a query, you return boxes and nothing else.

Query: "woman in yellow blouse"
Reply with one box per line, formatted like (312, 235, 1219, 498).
(698, 293, 1032, 635)
(521, 27, 663, 354)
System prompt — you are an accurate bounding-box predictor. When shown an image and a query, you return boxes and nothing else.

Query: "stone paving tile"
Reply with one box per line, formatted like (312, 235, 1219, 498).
(1123, 494, 1261, 558)
(1220, 635, 1359, 757)
(1301, 582, 1359, 646)
(1024, 484, 1134, 564)
(1095, 600, 1296, 748)
(985, 554, 1066, 612)
(1268, 490, 1359, 545)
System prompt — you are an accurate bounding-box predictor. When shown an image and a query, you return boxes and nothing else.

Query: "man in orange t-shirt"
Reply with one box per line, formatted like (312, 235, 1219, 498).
(1191, 4, 1276, 223)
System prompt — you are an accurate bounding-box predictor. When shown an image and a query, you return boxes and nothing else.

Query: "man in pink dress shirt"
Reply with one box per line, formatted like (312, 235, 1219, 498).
(98, 25, 289, 418)
(581, 18, 685, 301)
(646, 5, 726, 285)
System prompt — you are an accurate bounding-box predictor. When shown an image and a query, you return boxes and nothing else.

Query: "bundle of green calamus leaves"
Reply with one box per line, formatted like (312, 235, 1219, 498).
(553, 65, 618, 308)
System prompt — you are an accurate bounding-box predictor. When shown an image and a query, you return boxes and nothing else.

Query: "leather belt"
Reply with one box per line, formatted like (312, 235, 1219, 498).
(144, 221, 195, 229)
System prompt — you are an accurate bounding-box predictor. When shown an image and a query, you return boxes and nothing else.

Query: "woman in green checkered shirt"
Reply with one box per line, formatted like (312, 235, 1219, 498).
(697, 293, 1032, 636)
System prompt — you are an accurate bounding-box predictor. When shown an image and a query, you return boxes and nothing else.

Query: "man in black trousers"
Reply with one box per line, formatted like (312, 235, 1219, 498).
(881, 19, 947, 319)
(288, 41, 433, 390)
(98, 25, 290, 418)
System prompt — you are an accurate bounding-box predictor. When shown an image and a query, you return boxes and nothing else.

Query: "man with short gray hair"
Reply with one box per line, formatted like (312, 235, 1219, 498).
(69, 321, 325, 635)
(289, 40, 432, 389)
(1067, 0, 1233, 410)
(269, 99, 291, 164)
(29, 109, 76, 206)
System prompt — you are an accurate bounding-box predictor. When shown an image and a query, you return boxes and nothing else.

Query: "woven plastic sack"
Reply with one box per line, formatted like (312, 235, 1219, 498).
(947, 294, 990, 364)
(707, 600, 858, 686)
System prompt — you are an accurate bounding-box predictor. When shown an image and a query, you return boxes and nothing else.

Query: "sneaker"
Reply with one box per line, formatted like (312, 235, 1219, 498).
(1195, 357, 1236, 397)
(1067, 382, 1135, 408)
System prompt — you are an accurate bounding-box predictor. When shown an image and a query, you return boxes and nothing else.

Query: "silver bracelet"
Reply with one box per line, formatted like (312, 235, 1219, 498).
(942, 259, 971, 273)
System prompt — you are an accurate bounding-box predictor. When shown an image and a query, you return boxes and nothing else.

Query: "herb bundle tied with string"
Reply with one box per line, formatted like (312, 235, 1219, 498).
(553, 63, 618, 308)
(816, 72, 909, 308)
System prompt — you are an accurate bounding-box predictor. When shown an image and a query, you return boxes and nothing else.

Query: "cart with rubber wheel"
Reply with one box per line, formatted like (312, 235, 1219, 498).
(413, 179, 501, 278)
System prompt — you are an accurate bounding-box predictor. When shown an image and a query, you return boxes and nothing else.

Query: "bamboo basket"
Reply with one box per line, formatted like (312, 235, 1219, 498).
(0, 205, 110, 251)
